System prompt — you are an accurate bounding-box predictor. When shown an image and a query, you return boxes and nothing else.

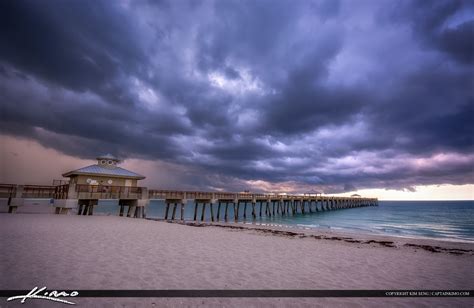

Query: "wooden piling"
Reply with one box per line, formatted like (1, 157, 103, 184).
(225, 202, 229, 221)
(193, 201, 198, 221)
(171, 203, 177, 220)
(237, 202, 241, 220)
(234, 202, 239, 221)
(164, 202, 170, 220)
(201, 203, 206, 221)
(210, 203, 215, 222)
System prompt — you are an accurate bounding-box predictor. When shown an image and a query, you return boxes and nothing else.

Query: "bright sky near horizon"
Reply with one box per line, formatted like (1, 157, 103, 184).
(334, 185, 474, 201)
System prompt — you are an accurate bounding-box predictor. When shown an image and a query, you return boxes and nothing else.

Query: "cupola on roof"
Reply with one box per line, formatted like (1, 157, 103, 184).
(62, 154, 145, 180)
(97, 153, 120, 162)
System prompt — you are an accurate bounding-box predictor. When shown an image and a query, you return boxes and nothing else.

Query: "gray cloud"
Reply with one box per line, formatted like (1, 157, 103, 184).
(0, 0, 473, 193)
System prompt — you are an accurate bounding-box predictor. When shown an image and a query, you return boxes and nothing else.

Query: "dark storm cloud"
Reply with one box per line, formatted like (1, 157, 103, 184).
(0, 0, 473, 192)
(437, 20, 474, 64)
(389, 0, 474, 64)
(366, 62, 474, 155)
(0, 0, 145, 105)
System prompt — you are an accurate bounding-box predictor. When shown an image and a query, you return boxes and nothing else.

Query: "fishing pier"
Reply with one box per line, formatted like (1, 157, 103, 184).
(0, 183, 377, 222)
(0, 154, 378, 222)
(148, 190, 377, 222)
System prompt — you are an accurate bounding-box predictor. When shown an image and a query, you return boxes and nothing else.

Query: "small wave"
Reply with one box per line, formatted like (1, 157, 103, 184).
(296, 224, 319, 228)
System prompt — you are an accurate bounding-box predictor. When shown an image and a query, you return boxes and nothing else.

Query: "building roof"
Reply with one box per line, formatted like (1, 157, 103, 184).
(62, 164, 145, 179)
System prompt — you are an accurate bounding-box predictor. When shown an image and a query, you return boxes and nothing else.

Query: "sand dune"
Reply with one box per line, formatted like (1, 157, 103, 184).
(0, 214, 472, 307)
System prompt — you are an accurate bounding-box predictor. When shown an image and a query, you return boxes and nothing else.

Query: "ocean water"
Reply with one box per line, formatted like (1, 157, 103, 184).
(274, 200, 474, 243)
(95, 200, 474, 242)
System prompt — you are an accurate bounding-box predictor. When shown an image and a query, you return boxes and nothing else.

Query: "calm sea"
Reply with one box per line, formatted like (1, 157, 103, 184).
(95, 200, 474, 242)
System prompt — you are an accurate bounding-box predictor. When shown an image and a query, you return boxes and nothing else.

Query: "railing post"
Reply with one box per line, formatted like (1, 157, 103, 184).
(15, 185, 24, 198)
(7, 185, 24, 213)
(67, 183, 77, 199)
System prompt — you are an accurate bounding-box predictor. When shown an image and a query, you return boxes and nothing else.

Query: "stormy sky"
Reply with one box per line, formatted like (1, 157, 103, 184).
(0, 0, 473, 194)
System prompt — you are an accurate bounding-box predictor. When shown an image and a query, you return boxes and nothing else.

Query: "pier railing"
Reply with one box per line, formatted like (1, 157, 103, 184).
(0, 184, 17, 198)
(214, 192, 238, 200)
(148, 190, 185, 200)
(23, 185, 58, 198)
(54, 184, 70, 199)
(147, 190, 280, 201)
(0, 184, 69, 199)
(25, 185, 70, 199)
(75, 184, 143, 200)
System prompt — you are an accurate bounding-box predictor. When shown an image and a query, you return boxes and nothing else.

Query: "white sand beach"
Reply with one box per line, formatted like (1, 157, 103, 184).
(1, 214, 473, 307)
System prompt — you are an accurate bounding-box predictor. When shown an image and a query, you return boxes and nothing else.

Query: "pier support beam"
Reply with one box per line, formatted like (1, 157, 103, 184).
(164, 202, 170, 220)
(171, 203, 177, 220)
(234, 202, 239, 222)
(8, 185, 24, 214)
(217, 202, 221, 221)
(225, 202, 229, 221)
(201, 203, 206, 221)
(193, 201, 198, 221)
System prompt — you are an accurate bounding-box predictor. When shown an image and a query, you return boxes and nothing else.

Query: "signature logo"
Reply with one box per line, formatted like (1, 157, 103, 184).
(7, 286, 78, 305)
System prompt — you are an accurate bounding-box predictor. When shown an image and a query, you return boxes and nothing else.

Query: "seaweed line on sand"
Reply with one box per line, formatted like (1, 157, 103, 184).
(146, 218, 474, 256)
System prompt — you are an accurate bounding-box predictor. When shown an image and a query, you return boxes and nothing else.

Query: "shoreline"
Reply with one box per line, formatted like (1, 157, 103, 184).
(146, 218, 474, 249)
